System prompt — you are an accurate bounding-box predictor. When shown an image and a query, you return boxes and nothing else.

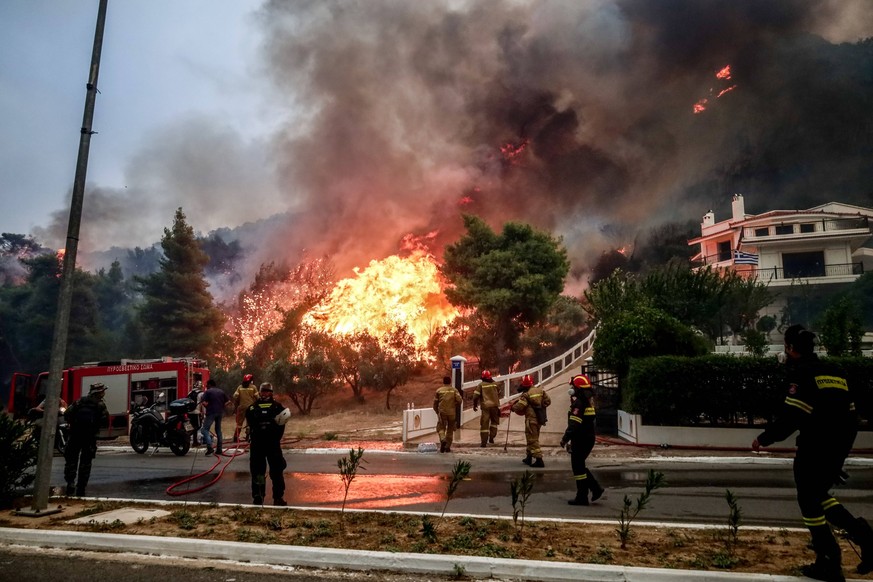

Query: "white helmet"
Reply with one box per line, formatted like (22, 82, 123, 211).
(275, 407, 292, 426)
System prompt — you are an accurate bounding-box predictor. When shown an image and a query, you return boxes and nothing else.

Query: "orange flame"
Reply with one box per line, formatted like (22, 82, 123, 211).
(304, 249, 459, 350)
(692, 64, 737, 114)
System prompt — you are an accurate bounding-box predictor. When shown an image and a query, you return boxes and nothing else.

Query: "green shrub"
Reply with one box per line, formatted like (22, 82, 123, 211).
(623, 355, 873, 427)
(0, 414, 38, 507)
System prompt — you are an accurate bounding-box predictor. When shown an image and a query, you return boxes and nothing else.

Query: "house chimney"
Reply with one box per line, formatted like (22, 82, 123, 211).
(702, 210, 715, 227)
(732, 194, 745, 221)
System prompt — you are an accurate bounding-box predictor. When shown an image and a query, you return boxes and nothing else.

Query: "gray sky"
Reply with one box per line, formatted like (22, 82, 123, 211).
(0, 1, 286, 247)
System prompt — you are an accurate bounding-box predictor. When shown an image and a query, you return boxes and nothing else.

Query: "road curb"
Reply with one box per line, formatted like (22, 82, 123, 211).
(0, 527, 814, 581)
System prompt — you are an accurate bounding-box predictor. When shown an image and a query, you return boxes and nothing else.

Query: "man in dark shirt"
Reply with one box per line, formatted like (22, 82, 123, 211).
(753, 325, 873, 582)
(199, 379, 229, 456)
(64, 383, 109, 496)
(245, 382, 288, 505)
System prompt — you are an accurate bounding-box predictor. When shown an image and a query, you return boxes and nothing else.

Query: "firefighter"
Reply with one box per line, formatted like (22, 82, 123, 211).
(232, 373, 258, 443)
(63, 382, 109, 496)
(245, 382, 289, 506)
(752, 325, 873, 581)
(560, 374, 604, 506)
(433, 376, 463, 452)
(511, 374, 550, 468)
(472, 370, 500, 447)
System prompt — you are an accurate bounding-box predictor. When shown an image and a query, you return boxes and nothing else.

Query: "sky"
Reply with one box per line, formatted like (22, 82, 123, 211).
(2, 1, 873, 288)
(0, 1, 286, 244)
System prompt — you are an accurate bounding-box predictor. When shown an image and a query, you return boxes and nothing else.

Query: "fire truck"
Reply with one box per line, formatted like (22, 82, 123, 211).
(7, 357, 210, 438)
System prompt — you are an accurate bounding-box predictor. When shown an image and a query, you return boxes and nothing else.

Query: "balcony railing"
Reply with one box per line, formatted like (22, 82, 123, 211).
(742, 216, 870, 240)
(730, 262, 863, 280)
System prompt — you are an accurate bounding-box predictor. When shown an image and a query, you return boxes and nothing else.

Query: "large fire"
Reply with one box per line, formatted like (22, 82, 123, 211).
(303, 249, 459, 350)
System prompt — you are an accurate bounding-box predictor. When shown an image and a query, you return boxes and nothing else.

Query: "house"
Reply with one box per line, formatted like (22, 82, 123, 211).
(689, 194, 873, 286)
(689, 195, 873, 346)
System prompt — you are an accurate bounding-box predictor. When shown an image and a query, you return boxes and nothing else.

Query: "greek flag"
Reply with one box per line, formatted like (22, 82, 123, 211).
(733, 250, 759, 265)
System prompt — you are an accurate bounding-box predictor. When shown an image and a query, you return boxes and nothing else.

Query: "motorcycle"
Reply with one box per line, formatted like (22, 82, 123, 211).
(129, 392, 193, 456)
(27, 405, 70, 455)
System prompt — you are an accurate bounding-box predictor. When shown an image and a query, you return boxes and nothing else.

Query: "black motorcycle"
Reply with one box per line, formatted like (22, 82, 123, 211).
(129, 393, 192, 456)
(27, 405, 70, 455)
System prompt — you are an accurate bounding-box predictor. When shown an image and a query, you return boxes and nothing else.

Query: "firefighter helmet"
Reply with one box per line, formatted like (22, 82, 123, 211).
(259, 382, 273, 393)
(275, 407, 291, 426)
(481, 370, 493, 381)
(570, 374, 592, 389)
(521, 374, 534, 388)
(243, 373, 254, 383)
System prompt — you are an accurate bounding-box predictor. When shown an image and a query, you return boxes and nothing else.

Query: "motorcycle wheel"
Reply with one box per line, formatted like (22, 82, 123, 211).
(168, 429, 190, 456)
(130, 424, 149, 454)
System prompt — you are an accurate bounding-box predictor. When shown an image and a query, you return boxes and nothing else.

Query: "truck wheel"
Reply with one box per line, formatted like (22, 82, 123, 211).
(130, 425, 148, 454)
(168, 430, 190, 456)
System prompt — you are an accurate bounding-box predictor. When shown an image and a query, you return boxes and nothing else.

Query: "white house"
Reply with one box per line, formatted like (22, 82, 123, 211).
(688, 195, 873, 349)
(689, 194, 873, 287)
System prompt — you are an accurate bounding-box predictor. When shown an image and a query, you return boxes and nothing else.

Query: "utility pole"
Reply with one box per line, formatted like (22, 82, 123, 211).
(23, 0, 109, 515)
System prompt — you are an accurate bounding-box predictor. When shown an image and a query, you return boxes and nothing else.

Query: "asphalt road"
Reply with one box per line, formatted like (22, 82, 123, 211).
(45, 445, 873, 528)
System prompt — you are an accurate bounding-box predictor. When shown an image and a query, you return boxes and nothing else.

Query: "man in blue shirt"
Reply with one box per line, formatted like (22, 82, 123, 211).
(199, 379, 229, 456)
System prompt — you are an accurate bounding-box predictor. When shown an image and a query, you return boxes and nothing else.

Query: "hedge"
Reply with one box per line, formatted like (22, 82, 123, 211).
(623, 355, 873, 427)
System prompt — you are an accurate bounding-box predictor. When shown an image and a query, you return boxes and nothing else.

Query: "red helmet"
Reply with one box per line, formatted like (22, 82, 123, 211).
(481, 370, 492, 381)
(243, 374, 254, 382)
(521, 374, 534, 388)
(570, 374, 592, 389)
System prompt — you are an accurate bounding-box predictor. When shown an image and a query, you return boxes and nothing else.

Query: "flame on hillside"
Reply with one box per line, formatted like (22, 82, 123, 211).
(304, 249, 459, 350)
(693, 64, 738, 114)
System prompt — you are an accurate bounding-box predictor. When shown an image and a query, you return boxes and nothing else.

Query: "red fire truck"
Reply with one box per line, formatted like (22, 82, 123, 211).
(7, 357, 210, 438)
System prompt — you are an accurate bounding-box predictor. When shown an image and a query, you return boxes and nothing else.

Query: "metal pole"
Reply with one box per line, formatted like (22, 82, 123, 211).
(28, 0, 108, 513)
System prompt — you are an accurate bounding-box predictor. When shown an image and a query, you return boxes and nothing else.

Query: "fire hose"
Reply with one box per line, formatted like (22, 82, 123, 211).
(165, 434, 303, 497)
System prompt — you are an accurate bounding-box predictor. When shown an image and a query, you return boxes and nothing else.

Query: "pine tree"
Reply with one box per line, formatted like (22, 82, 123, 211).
(137, 208, 225, 359)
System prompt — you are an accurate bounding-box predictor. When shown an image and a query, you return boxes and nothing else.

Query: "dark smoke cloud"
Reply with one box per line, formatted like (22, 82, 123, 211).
(255, 0, 873, 279)
(35, 0, 873, 296)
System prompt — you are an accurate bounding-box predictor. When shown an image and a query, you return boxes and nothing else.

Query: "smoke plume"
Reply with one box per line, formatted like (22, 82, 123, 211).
(254, 0, 873, 278)
(38, 0, 873, 291)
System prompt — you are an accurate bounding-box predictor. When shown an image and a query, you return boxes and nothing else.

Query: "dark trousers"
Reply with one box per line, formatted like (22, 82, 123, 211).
(64, 432, 97, 494)
(794, 447, 864, 563)
(250, 441, 287, 501)
(570, 434, 600, 493)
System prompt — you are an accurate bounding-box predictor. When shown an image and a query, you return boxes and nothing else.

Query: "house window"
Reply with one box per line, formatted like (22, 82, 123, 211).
(782, 251, 825, 278)
(775, 224, 793, 235)
(800, 223, 815, 233)
(717, 241, 731, 262)
(754, 227, 769, 237)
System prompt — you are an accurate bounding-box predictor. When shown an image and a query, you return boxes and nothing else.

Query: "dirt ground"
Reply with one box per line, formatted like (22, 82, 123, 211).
(8, 372, 873, 579)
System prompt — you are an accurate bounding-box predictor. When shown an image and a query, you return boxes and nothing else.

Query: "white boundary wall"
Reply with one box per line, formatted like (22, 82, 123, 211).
(618, 410, 873, 449)
(402, 329, 597, 443)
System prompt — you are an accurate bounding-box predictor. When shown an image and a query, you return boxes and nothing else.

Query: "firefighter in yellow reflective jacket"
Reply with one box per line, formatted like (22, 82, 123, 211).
(233, 373, 258, 442)
(472, 370, 500, 447)
(433, 376, 463, 452)
(753, 325, 873, 581)
(560, 374, 604, 506)
(511, 374, 550, 468)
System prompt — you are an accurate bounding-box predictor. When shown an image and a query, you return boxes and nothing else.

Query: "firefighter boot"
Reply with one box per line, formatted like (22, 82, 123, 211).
(531, 457, 545, 468)
(568, 480, 589, 506)
(852, 517, 873, 574)
(522, 454, 532, 465)
(589, 472, 605, 502)
(488, 435, 495, 444)
(800, 557, 845, 582)
(480, 436, 488, 448)
(439, 441, 446, 453)
(803, 528, 844, 582)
